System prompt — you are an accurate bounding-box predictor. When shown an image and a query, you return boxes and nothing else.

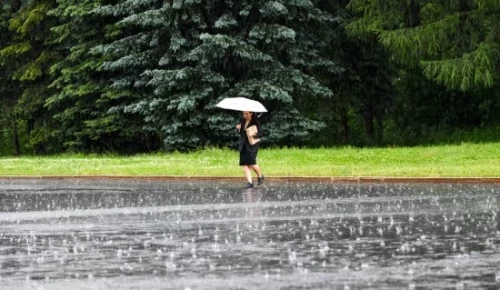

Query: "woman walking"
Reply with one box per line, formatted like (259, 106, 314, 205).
(235, 111, 264, 188)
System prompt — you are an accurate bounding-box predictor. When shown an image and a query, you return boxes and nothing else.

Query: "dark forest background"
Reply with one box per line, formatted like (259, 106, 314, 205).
(1, 0, 499, 155)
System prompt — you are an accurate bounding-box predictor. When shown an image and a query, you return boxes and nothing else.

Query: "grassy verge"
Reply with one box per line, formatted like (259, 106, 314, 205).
(0, 143, 499, 177)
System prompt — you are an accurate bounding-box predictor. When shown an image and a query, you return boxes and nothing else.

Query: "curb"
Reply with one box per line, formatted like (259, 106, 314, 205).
(0, 176, 499, 183)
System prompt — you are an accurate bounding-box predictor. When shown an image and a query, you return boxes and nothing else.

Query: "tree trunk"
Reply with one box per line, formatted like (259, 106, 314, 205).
(11, 116, 20, 156)
(376, 116, 383, 143)
(408, 0, 420, 27)
(340, 109, 350, 143)
(362, 109, 374, 145)
(11, 0, 22, 11)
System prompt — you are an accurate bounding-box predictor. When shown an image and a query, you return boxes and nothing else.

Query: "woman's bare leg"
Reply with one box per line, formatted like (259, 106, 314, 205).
(242, 166, 253, 183)
(249, 165, 262, 177)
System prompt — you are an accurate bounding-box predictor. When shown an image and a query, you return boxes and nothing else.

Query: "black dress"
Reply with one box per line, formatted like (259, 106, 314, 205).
(238, 117, 263, 166)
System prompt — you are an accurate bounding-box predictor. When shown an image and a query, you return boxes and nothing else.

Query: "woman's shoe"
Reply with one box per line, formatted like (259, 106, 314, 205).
(244, 182, 254, 188)
(257, 175, 264, 186)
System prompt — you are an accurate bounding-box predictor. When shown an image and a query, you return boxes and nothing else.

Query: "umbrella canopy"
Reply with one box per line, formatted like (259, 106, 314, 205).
(215, 97, 267, 113)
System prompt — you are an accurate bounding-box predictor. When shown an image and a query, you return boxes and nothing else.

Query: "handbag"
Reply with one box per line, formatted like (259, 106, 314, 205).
(245, 125, 260, 145)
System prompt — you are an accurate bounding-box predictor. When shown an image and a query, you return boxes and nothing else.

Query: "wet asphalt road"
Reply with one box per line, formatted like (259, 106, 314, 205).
(1, 179, 500, 289)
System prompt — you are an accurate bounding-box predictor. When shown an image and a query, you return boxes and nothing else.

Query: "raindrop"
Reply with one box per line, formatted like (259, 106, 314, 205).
(165, 261, 176, 271)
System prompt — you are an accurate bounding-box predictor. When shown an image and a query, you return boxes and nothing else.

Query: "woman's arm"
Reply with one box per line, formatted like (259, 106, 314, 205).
(236, 118, 244, 133)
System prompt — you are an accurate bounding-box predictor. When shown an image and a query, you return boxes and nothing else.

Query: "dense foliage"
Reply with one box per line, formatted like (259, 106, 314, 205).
(0, 0, 499, 155)
(347, 0, 500, 91)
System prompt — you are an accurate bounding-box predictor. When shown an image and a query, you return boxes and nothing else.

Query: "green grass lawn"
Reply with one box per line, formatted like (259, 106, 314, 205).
(0, 143, 499, 177)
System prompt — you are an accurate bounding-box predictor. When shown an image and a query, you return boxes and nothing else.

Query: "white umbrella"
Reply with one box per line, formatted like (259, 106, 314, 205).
(215, 97, 267, 113)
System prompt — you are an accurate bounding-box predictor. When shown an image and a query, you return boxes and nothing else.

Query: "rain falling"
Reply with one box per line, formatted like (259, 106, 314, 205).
(1, 180, 500, 289)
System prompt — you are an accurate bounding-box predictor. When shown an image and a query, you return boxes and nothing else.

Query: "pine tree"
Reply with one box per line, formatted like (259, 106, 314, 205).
(0, 1, 22, 155)
(347, 0, 500, 91)
(0, 0, 60, 154)
(92, 0, 343, 150)
(47, 0, 154, 153)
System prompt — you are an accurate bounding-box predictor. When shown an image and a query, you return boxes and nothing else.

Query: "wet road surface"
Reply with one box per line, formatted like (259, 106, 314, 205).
(1, 180, 500, 289)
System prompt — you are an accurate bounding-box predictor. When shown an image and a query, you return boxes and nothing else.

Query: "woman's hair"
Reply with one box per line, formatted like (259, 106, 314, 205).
(242, 112, 259, 123)
(243, 111, 255, 118)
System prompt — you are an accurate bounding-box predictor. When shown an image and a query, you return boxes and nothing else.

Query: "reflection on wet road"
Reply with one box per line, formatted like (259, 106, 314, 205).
(1, 180, 500, 289)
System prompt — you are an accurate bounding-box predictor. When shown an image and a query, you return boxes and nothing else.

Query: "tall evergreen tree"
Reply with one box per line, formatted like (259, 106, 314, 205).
(0, 1, 23, 155)
(47, 0, 153, 153)
(347, 0, 500, 91)
(93, 0, 343, 150)
(0, 0, 60, 154)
